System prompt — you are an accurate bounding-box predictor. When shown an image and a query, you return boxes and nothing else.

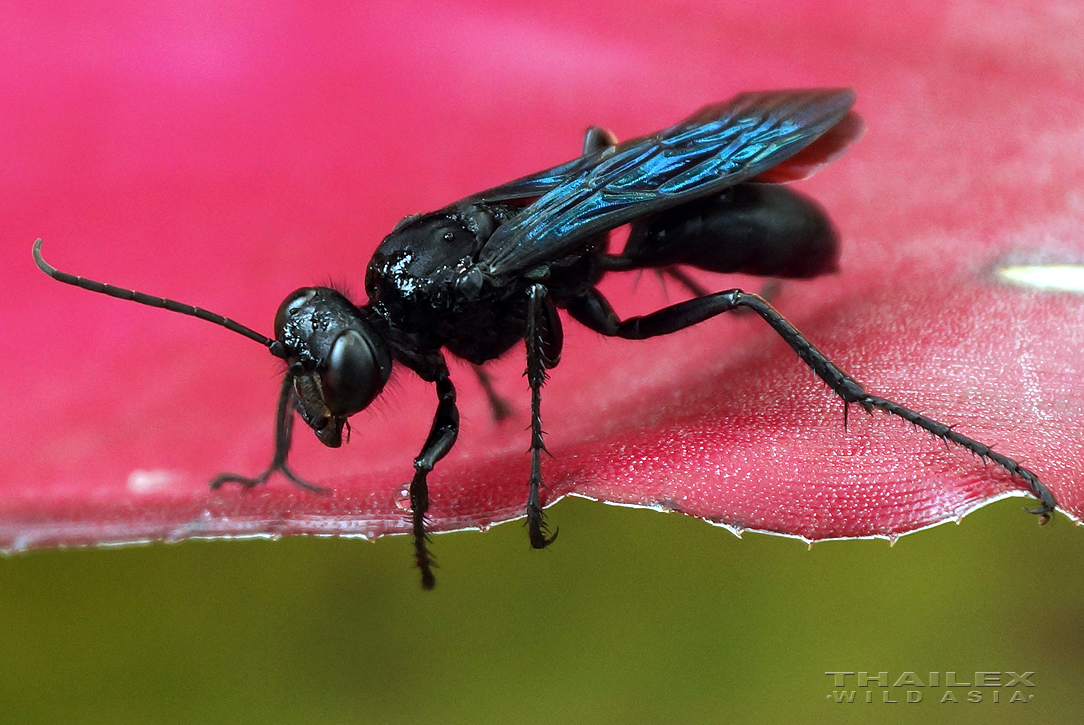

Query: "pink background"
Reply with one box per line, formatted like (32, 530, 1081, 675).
(3, 0, 1083, 550)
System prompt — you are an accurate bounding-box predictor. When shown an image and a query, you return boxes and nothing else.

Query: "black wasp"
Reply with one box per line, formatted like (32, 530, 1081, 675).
(35, 89, 1056, 588)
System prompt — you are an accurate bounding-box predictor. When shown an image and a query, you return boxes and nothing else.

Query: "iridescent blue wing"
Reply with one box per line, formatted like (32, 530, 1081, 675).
(460, 153, 600, 205)
(474, 89, 860, 279)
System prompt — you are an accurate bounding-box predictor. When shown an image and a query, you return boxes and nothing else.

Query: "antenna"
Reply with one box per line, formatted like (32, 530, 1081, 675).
(33, 239, 286, 358)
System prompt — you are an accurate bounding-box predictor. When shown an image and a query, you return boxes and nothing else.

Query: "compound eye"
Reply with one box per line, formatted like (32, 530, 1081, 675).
(274, 288, 318, 339)
(322, 329, 381, 416)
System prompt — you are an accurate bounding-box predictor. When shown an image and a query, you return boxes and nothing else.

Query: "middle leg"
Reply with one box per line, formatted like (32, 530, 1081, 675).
(525, 283, 564, 548)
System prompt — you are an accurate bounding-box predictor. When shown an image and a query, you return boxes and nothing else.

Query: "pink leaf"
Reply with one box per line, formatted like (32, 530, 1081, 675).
(3, 0, 1082, 555)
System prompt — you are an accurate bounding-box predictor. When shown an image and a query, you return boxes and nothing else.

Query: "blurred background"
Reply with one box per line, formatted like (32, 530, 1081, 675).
(2, 501, 1081, 722)
(3, 0, 1083, 722)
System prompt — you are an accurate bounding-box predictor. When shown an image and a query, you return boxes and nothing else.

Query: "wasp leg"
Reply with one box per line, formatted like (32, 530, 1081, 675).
(565, 287, 1057, 522)
(658, 266, 782, 312)
(660, 266, 710, 298)
(471, 364, 514, 422)
(406, 358, 460, 589)
(525, 284, 564, 548)
(211, 372, 326, 494)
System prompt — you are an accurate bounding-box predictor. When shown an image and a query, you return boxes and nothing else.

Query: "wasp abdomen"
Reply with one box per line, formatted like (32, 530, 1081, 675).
(621, 183, 839, 279)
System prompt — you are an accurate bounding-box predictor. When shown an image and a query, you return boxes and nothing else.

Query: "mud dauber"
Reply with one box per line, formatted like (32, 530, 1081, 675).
(34, 89, 1057, 588)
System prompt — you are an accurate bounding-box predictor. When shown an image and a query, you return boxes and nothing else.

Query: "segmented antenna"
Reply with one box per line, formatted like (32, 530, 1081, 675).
(33, 239, 285, 358)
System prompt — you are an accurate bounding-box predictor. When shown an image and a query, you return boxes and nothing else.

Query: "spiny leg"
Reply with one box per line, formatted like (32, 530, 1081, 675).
(525, 284, 564, 548)
(408, 360, 460, 589)
(210, 371, 327, 494)
(865, 396, 1055, 520)
(566, 286, 1056, 521)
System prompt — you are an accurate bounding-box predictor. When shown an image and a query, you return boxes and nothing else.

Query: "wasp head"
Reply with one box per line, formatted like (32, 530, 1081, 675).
(274, 287, 392, 447)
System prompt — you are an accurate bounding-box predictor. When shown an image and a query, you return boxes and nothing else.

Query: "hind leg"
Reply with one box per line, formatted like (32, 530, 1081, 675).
(565, 286, 1057, 521)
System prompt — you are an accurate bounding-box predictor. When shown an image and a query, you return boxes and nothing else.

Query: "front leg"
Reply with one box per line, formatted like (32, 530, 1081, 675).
(525, 284, 564, 548)
(408, 355, 460, 589)
(210, 369, 326, 494)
